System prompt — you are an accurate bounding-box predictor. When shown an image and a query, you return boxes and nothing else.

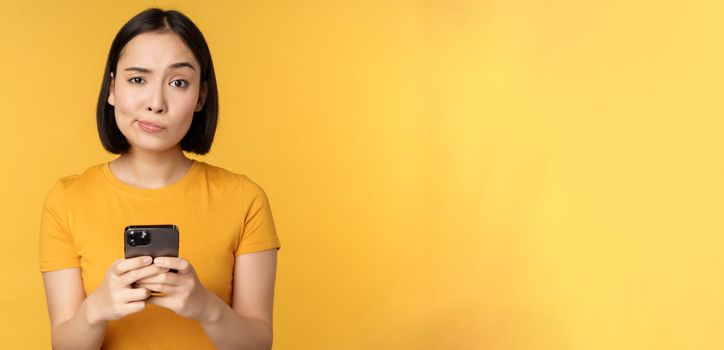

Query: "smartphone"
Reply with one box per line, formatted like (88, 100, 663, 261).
(124, 224, 179, 275)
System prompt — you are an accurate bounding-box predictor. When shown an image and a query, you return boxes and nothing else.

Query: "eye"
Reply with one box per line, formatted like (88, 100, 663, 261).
(128, 77, 145, 84)
(170, 79, 189, 88)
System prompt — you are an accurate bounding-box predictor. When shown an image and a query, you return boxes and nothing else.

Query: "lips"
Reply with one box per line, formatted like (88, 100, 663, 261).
(138, 120, 165, 129)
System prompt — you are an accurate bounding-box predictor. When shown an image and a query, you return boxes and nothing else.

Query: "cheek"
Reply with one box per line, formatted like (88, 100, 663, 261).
(113, 90, 142, 119)
(168, 93, 200, 127)
(176, 88, 200, 111)
(173, 96, 198, 115)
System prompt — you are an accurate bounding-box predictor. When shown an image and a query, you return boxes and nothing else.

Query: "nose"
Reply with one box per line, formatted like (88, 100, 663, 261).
(146, 83, 167, 113)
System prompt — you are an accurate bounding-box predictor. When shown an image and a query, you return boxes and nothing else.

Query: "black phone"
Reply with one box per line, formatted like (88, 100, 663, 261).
(124, 224, 179, 274)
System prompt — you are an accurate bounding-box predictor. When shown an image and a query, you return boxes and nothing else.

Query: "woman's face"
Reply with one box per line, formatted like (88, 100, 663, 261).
(108, 31, 207, 154)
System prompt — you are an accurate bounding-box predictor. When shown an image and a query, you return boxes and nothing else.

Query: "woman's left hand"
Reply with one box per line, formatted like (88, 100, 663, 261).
(134, 257, 212, 321)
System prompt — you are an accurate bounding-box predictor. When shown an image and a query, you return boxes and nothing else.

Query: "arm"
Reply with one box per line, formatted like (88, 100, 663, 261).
(42, 258, 166, 350)
(200, 248, 278, 350)
(41, 268, 107, 350)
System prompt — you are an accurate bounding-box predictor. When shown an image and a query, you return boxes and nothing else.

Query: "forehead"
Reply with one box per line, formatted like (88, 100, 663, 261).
(118, 31, 199, 70)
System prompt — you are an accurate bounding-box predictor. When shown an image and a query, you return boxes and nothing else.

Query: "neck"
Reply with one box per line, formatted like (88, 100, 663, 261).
(110, 146, 194, 189)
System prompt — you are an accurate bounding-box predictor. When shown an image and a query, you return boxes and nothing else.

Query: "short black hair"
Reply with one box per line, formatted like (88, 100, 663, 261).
(96, 8, 219, 155)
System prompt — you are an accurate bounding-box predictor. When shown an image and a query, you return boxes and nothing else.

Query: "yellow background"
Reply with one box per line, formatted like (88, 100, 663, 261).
(1, 0, 722, 349)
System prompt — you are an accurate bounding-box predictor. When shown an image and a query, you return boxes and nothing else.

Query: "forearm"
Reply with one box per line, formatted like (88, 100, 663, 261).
(51, 296, 107, 350)
(200, 292, 272, 350)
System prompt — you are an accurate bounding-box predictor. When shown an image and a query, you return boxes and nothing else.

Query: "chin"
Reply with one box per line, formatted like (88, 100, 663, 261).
(128, 139, 180, 153)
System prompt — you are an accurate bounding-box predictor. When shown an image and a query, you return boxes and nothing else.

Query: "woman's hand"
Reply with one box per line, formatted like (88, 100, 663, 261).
(134, 257, 213, 321)
(86, 256, 169, 324)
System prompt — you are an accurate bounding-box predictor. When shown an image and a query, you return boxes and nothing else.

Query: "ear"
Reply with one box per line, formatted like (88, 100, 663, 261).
(107, 72, 115, 106)
(195, 81, 208, 112)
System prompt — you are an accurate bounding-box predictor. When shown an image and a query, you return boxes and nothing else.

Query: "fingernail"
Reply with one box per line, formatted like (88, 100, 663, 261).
(143, 257, 151, 264)
(155, 257, 165, 264)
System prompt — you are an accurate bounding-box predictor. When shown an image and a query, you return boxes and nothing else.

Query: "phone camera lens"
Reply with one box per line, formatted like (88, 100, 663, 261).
(127, 229, 151, 247)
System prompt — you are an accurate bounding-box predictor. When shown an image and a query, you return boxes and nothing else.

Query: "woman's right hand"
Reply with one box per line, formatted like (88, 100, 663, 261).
(85, 256, 169, 324)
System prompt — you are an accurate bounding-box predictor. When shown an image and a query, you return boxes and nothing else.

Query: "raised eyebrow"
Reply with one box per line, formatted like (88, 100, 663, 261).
(123, 66, 151, 73)
(169, 62, 196, 71)
(123, 62, 196, 73)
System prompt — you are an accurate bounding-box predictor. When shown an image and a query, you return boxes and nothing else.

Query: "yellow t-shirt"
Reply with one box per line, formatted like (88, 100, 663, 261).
(38, 159, 281, 349)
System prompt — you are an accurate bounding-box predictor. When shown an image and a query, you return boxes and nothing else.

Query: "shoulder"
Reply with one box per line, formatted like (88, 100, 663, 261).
(46, 164, 103, 197)
(198, 161, 270, 199)
(198, 161, 245, 182)
(42, 163, 103, 208)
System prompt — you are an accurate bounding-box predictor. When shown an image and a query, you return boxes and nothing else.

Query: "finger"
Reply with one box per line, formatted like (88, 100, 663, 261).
(135, 283, 170, 293)
(136, 268, 179, 286)
(120, 265, 170, 287)
(125, 300, 146, 314)
(147, 295, 176, 310)
(134, 273, 161, 285)
(154, 257, 192, 274)
(124, 287, 151, 302)
(113, 256, 153, 275)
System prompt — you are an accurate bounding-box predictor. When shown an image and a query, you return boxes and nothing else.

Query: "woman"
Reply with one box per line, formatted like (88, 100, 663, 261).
(39, 8, 280, 350)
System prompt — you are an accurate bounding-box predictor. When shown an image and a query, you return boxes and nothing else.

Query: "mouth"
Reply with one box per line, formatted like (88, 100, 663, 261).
(137, 120, 166, 132)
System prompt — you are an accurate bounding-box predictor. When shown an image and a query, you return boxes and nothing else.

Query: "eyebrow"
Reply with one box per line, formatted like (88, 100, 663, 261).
(123, 62, 196, 73)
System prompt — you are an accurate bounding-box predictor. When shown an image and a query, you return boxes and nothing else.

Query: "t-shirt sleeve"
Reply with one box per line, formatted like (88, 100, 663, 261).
(234, 176, 281, 256)
(39, 180, 80, 272)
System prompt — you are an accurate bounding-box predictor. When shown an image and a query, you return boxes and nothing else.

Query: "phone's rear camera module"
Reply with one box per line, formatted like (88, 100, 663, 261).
(128, 230, 152, 247)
